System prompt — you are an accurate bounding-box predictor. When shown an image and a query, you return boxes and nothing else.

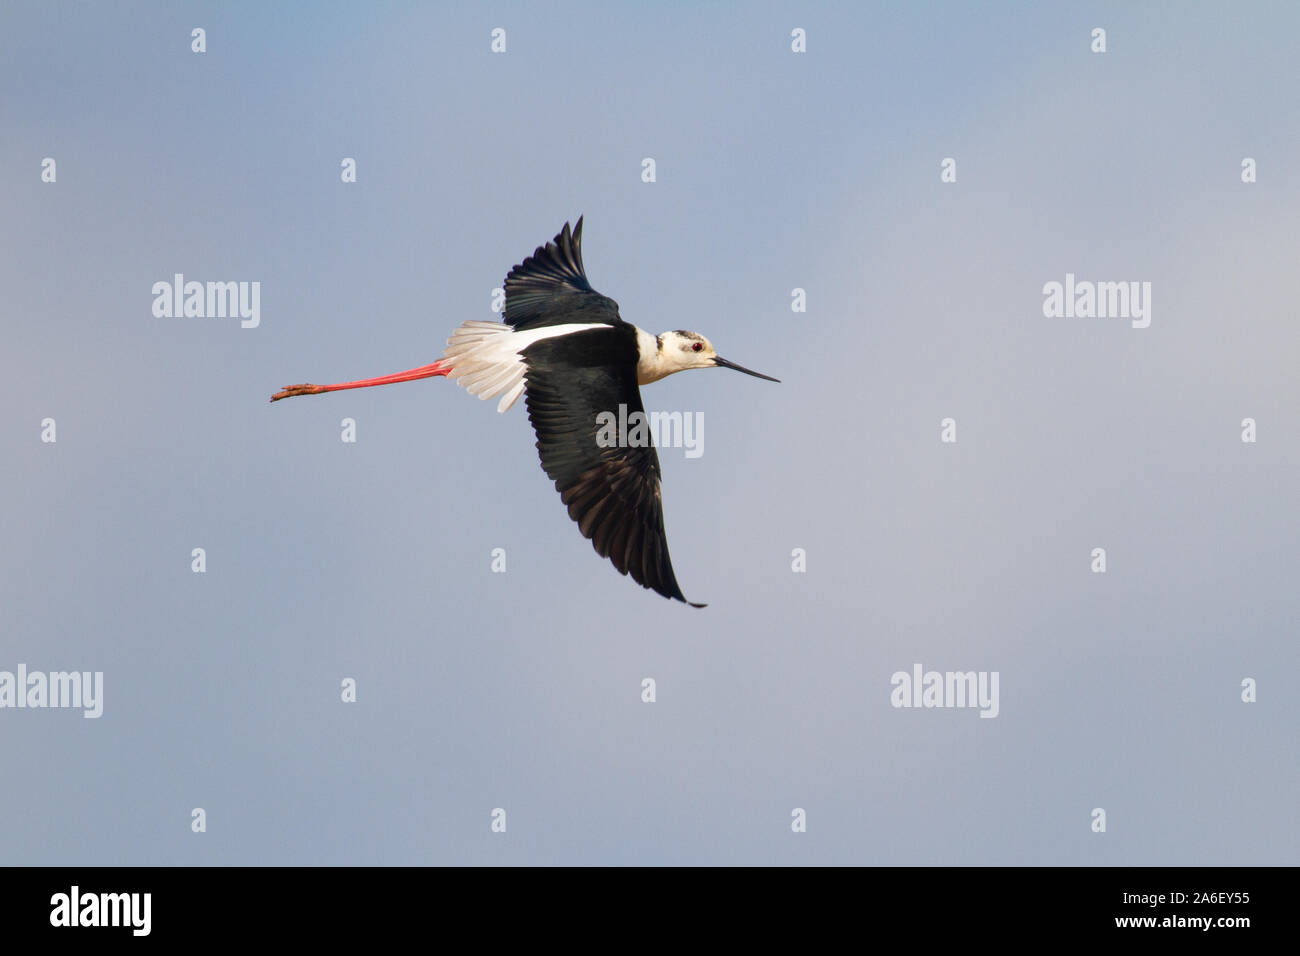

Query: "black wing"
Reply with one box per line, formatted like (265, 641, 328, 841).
(503, 217, 623, 330)
(522, 328, 703, 607)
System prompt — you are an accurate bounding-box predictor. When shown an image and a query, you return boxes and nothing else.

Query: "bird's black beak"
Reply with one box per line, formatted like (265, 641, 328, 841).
(713, 356, 780, 382)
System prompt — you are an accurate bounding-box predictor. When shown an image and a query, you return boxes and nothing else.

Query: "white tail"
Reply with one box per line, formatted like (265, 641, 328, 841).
(441, 319, 611, 413)
(441, 321, 528, 413)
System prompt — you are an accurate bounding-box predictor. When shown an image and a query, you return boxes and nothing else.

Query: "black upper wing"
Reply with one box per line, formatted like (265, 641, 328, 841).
(522, 328, 702, 606)
(503, 218, 623, 330)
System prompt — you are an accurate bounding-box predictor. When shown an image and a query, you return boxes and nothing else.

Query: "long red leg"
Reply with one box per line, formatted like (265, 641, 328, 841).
(270, 360, 451, 402)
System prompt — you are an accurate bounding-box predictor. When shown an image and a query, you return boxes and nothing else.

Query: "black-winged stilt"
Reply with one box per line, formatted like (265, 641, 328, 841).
(271, 218, 778, 606)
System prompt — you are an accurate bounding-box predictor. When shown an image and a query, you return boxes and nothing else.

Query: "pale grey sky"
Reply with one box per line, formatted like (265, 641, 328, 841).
(1, 1, 1296, 865)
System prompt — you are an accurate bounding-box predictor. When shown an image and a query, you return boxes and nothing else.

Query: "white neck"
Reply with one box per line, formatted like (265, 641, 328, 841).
(635, 327, 673, 385)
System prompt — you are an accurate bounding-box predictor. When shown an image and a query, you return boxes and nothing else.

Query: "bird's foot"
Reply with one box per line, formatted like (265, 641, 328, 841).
(270, 384, 326, 402)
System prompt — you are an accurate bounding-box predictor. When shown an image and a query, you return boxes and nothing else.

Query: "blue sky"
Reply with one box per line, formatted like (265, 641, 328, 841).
(1, 1, 1296, 864)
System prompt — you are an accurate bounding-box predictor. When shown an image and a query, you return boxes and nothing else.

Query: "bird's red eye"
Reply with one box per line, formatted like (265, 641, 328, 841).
(692, 342, 703, 352)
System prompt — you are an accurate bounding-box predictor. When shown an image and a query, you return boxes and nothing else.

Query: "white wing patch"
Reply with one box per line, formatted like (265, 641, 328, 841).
(441, 320, 606, 413)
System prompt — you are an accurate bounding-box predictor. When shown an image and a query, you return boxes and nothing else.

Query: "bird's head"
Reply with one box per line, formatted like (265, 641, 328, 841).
(658, 330, 780, 381)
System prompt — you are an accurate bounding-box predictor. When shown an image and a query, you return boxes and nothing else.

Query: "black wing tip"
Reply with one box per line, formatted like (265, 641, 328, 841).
(663, 582, 705, 608)
(557, 215, 583, 253)
(503, 215, 593, 316)
(640, 563, 703, 607)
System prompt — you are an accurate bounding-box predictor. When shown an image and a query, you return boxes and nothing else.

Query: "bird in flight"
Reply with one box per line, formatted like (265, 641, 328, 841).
(271, 218, 778, 606)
